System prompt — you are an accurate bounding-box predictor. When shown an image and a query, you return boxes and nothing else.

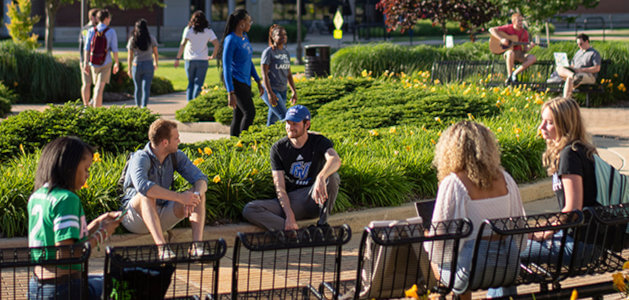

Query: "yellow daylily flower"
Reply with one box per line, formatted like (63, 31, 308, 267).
(92, 152, 101, 162)
(193, 158, 204, 166)
(213, 175, 221, 183)
(204, 147, 213, 155)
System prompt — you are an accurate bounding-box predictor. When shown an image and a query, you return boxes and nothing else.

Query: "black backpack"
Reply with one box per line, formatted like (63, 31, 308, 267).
(117, 151, 178, 197)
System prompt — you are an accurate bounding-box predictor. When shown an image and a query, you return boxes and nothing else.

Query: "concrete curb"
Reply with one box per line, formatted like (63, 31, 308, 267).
(0, 178, 554, 257)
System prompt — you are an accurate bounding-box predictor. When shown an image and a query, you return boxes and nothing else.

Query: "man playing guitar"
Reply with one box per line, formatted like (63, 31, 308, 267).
(489, 13, 537, 84)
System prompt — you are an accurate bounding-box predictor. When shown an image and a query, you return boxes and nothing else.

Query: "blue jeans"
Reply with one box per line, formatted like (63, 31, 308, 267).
(185, 60, 208, 101)
(28, 275, 103, 300)
(440, 239, 519, 297)
(132, 60, 154, 107)
(261, 89, 288, 126)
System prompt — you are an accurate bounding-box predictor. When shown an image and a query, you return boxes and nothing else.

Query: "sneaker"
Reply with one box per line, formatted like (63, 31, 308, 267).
(189, 242, 210, 257)
(158, 245, 176, 261)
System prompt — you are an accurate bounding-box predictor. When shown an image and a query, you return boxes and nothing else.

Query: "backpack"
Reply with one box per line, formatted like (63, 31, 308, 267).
(594, 154, 629, 206)
(89, 26, 110, 65)
(117, 151, 178, 197)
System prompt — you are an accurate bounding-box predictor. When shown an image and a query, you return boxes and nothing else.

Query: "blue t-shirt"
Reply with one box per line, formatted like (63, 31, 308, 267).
(261, 47, 291, 92)
(222, 32, 260, 92)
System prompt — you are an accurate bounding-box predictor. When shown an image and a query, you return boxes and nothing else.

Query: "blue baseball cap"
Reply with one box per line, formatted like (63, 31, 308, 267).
(284, 105, 311, 122)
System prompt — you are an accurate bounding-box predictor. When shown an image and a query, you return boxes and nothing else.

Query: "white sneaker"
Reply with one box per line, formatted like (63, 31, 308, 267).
(158, 245, 176, 260)
(189, 242, 210, 257)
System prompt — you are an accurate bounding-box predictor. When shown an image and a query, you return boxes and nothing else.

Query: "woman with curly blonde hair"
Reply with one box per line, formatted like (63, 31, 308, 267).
(429, 121, 525, 299)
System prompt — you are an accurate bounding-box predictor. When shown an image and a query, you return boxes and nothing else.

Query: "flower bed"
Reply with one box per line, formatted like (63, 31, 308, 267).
(0, 72, 548, 238)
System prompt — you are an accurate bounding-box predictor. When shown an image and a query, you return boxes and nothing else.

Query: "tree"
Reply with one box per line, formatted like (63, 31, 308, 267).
(44, 0, 75, 53)
(43, 0, 163, 53)
(5, 0, 40, 50)
(376, 0, 498, 42)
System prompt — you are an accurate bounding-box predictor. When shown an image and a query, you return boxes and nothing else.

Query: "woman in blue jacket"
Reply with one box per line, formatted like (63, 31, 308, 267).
(221, 9, 264, 137)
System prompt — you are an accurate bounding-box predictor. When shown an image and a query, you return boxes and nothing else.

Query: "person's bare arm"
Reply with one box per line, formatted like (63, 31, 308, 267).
(287, 66, 297, 105)
(175, 39, 187, 68)
(209, 39, 219, 60)
(273, 170, 298, 230)
(145, 185, 200, 207)
(311, 148, 341, 205)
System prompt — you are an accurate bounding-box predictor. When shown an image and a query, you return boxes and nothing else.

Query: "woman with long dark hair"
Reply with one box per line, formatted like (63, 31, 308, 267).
(175, 11, 219, 101)
(260, 24, 297, 126)
(127, 19, 159, 108)
(221, 9, 264, 137)
(28, 137, 123, 299)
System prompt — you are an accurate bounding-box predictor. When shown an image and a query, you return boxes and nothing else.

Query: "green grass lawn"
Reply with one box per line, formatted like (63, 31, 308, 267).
(155, 58, 306, 91)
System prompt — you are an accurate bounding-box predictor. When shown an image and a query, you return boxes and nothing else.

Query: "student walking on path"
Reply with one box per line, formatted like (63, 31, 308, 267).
(127, 19, 159, 108)
(221, 9, 264, 137)
(175, 11, 219, 101)
(84, 9, 119, 108)
(260, 24, 298, 126)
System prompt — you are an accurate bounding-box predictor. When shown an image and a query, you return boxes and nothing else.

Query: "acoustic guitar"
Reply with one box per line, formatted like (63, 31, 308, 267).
(489, 34, 545, 55)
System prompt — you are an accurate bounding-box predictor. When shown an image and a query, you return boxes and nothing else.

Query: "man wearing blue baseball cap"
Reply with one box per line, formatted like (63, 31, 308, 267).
(242, 105, 341, 231)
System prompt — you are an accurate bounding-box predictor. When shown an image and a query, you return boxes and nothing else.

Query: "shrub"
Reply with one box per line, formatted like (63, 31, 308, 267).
(0, 82, 16, 117)
(0, 41, 81, 103)
(175, 77, 373, 124)
(175, 88, 225, 122)
(0, 101, 158, 161)
(151, 76, 175, 95)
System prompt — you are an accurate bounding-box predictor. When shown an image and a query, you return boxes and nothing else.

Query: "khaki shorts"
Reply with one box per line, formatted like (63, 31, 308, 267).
(121, 195, 183, 234)
(91, 62, 112, 86)
(504, 50, 529, 63)
(80, 62, 92, 86)
(574, 72, 596, 85)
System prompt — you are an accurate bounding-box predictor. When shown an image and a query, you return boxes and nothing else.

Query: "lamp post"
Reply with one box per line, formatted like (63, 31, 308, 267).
(80, 0, 87, 27)
(296, 0, 303, 65)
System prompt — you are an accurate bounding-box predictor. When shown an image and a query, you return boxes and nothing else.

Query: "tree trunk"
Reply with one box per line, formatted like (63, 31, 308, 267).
(45, 1, 59, 53)
(441, 22, 447, 46)
(545, 21, 551, 45)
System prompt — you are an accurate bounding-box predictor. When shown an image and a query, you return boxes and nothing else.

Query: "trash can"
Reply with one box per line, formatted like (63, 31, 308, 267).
(304, 45, 330, 78)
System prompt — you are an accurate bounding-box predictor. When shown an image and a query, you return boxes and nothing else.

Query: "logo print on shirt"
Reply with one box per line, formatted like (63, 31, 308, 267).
(296, 154, 304, 161)
(290, 161, 311, 181)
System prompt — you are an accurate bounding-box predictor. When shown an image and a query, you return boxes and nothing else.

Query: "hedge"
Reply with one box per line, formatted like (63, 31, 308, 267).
(0, 101, 158, 161)
(0, 81, 16, 117)
(0, 73, 548, 238)
(0, 41, 81, 103)
(0, 41, 174, 104)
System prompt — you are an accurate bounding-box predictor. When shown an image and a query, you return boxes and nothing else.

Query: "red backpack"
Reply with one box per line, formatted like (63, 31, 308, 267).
(89, 26, 110, 65)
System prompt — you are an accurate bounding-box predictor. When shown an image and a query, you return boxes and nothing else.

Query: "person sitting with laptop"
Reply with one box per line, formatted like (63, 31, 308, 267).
(556, 33, 601, 99)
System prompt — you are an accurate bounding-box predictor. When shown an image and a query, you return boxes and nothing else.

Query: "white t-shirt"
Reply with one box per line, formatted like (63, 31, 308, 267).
(181, 27, 217, 61)
(425, 171, 526, 260)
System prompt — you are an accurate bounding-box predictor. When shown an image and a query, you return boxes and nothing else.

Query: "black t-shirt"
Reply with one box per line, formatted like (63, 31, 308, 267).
(270, 133, 334, 193)
(552, 143, 597, 209)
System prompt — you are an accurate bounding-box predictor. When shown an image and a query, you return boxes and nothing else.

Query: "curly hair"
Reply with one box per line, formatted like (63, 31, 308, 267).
(433, 121, 502, 189)
(188, 10, 210, 34)
(268, 24, 285, 49)
(541, 97, 596, 175)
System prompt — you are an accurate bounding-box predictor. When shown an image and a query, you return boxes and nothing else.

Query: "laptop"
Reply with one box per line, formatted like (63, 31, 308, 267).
(554, 52, 570, 68)
(414, 200, 435, 227)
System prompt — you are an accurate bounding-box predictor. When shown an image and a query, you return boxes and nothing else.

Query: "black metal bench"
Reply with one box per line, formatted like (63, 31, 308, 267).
(227, 224, 351, 299)
(457, 211, 584, 299)
(430, 59, 611, 106)
(0, 243, 91, 300)
(521, 204, 629, 299)
(103, 239, 227, 300)
(320, 218, 472, 299)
